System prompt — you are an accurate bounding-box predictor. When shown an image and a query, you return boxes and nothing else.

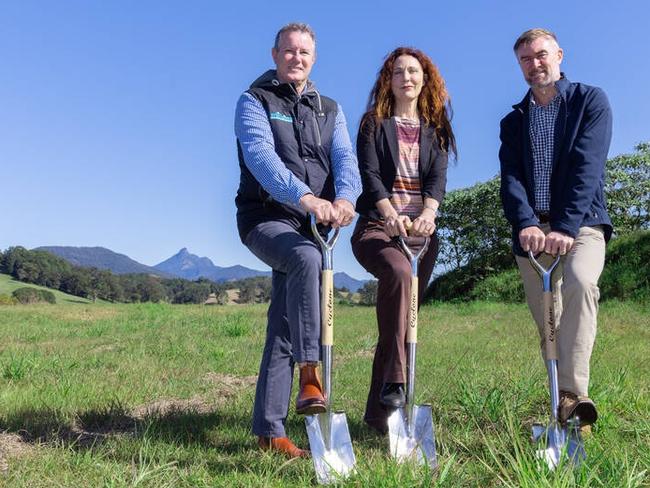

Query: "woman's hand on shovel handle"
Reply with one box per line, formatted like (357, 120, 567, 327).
(411, 207, 437, 237)
(382, 215, 411, 237)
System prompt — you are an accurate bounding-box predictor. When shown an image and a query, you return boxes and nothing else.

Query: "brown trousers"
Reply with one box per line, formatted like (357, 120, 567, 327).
(515, 225, 606, 396)
(351, 218, 439, 425)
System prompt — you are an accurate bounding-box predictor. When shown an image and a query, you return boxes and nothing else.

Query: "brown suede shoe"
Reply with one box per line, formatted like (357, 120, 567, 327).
(559, 390, 598, 427)
(258, 436, 309, 458)
(295, 363, 327, 415)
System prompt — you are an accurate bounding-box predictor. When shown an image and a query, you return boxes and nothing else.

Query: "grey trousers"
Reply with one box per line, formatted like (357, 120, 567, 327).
(244, 220, 322, 437)
(515, 225, 606, 396)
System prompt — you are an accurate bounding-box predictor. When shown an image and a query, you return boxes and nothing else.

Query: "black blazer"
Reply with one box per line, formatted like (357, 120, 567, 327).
(355, 115, 449, 221)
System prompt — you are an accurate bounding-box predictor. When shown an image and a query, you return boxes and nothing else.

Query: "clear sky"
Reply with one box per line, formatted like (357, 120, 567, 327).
(2, 0, 649, 279)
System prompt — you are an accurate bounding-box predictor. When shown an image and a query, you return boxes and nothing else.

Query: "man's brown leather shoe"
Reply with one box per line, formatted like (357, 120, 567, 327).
(258, 436, 308, 458)
(559, 390, 598, 427)
(295, 363, 327, 415)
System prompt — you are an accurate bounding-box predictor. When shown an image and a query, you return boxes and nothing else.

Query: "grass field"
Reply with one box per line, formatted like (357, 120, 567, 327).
(0, 274, 93, 305)
(0, 300, 649, 487)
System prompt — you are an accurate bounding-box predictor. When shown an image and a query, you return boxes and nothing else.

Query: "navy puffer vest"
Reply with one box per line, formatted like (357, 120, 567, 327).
(236, 70, 338, 241)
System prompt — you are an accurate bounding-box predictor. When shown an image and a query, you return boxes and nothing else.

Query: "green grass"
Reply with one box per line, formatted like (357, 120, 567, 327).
(0, 301, 648, 486)
(0, 273, 93, 304)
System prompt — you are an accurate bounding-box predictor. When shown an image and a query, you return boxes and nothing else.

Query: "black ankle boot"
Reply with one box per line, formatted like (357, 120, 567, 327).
(380, 382, 405, 408)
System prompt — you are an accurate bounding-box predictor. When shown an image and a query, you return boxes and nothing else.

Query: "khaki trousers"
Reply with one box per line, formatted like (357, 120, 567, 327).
(515, 225, 605, 396)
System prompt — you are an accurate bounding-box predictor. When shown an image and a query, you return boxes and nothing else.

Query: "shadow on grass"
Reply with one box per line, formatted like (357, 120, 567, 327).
(0, 403, 395, 473)
(0, 402, 251, 450)
(0, 404, 328, 477)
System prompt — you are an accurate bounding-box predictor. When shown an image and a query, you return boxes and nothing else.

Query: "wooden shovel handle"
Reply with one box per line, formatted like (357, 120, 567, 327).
(406, 276, 418, 344)
(321, 269, 334, 346)
(543, 290, 558, 360)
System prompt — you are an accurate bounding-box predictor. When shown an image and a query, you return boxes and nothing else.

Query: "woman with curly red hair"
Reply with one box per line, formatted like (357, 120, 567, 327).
(351, 47, 456, 434)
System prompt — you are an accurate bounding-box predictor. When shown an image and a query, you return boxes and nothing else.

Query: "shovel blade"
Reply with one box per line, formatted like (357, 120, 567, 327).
(531, 422, 586, 470)
(305, 411, 356, 484)
(387, 404, 437, 468)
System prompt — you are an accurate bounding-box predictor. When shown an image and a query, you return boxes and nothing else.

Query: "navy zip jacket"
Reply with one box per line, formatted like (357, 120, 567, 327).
(499, 74, 613, 256)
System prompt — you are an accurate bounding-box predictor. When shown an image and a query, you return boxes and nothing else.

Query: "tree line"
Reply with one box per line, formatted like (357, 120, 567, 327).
(0, 246, 273, 305)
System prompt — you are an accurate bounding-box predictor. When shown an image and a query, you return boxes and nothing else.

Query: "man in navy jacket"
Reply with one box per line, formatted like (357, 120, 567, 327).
(499, 28, 613, 428)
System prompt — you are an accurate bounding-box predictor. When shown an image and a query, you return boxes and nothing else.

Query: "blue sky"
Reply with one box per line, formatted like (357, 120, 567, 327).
(2, 0, 649, 279)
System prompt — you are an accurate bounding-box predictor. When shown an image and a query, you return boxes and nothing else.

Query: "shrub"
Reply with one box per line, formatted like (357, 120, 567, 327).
(470, 268, 524, 302)
(600, 230, 650, 301)
(427, 251, 515, 302)
(0, 293, 17, 305)
(12, 287, 56, 304)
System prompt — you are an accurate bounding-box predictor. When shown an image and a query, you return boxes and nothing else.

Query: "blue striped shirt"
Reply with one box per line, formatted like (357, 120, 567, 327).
(234, 92, 361, 207)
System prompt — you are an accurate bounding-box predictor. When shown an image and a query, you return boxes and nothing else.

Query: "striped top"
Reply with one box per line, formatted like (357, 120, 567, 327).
(391, 117, 423, 218)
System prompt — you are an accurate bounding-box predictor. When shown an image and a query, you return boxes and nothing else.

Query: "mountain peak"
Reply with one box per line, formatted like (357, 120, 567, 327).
(155, 248, 270, 282)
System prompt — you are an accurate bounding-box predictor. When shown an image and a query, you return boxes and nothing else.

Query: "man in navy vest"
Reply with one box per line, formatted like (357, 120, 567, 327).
(500, 28, 613, 431)
(234, 23, 361, 457)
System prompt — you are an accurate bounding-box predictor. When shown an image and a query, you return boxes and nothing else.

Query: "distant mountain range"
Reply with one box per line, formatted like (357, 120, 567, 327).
(154, 248, 271, 282)
(35, 246, 173, 277)
(36, 246, 368, 291)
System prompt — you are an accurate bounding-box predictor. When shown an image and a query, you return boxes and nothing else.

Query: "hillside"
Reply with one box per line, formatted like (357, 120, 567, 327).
(36, 246, 170, 277)
(333, 272, 366, 292)
(0, 273, 93, 304)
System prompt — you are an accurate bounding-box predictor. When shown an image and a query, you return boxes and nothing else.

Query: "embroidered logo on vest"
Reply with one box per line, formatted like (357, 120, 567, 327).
(269, 112, 293, 123)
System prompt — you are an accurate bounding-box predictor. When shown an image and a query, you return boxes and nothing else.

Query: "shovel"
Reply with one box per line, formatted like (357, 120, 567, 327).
(386, 235, 437, 468)
(528, 251, 586, 469)
(305, 214, 356, 484)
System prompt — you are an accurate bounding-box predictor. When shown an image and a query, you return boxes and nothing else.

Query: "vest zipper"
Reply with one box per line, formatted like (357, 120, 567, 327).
(312, 89, 324, 146)
(312, 110, 322, 146)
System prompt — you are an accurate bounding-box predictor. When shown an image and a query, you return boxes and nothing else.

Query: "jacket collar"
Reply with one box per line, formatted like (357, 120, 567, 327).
(513, 73, 571, 112)
(250, 69, 318, 101)
(382, 117, 399, 167)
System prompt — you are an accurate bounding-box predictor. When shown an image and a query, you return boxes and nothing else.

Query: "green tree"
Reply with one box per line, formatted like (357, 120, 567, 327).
(61, 269, 91, 298)
(358, 280, 378, 305)
(436, 177, 511, 272)
(237, 281, 257, 303)
(606, 142, 650, 235)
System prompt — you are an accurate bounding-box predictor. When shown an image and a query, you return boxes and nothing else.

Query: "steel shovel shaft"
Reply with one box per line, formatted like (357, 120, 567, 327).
(306, 214, 356, 484)
(528, 251, 586, 469)
(386, 236, 437, 468)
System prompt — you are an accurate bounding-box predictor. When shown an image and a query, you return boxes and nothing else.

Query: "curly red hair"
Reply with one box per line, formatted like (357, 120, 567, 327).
(362, 47, 456, 157)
